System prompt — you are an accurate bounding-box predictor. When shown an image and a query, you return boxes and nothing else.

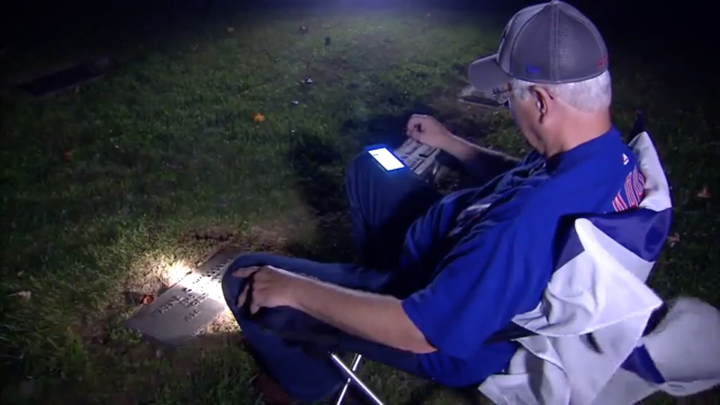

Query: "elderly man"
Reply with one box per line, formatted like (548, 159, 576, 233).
(222, 1, 643, 403)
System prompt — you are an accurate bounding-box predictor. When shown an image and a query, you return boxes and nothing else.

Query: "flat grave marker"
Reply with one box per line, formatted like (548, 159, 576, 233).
(125, 247, 244, 346)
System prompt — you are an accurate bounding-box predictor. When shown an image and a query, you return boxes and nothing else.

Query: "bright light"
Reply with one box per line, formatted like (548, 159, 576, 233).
(165, 260, 193, 285)
(127, 253, 194, 293)
(368, 147, 405, 171)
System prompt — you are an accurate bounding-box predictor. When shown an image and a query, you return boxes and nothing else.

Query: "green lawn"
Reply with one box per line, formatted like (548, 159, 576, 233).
(1, 6, 718, 404)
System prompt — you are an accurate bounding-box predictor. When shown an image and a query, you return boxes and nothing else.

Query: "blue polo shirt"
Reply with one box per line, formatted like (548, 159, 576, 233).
(400, 127, 645, 387)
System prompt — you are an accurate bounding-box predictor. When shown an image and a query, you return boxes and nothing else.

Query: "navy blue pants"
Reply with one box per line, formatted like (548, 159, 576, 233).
(222, 152, 442, 402)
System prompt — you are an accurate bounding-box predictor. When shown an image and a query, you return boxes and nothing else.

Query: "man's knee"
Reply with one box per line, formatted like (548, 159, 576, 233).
(226, 252, 278, 272)
(223, 252, 318, 310)
(221, 253, 272, 308)
(221, 264, 244, 310)
(345, 151, 374, 185)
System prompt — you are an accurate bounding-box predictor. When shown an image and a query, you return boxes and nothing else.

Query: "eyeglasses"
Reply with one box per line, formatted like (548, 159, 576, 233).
(492, 87, 512, 107)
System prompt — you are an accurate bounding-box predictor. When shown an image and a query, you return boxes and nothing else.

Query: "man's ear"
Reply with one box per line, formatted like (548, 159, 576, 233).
(530, 86, 553, 123)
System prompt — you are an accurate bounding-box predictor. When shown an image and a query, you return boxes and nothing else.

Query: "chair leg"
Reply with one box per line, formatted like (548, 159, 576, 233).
(330, 353, 385, 405)
(335, 353, 363, 405)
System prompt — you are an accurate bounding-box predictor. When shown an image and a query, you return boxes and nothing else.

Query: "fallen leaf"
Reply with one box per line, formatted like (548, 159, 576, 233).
(141, 295, 155, 305)
(63, 150, 73, 161)
(17, 271, 24, 277)
(667, 233, 680, 247)
(74, 87, 80, 94)
(253, 113, 266, 123)
(227, 27, 234, 33)
(697, 185, 711, 199)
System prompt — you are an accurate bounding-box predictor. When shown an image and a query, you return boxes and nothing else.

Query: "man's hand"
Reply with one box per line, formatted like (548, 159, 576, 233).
(406, 114, 453, 149)
(408, 113, 520, 182)
(233, 265, 306, 314)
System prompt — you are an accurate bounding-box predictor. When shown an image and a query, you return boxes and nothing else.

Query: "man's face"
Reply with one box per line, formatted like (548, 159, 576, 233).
(506, 84, 559, 155)
(507, 85, 543, 152)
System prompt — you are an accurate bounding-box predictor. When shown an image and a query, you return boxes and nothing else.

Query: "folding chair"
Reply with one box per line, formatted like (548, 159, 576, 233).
(329, 325, 542, 404)
(330, 114, 675, 405)
(331, 353, 384, 405)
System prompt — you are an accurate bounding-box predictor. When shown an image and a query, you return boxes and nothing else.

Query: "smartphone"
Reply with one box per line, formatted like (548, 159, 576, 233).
(367, 146, 406, 171)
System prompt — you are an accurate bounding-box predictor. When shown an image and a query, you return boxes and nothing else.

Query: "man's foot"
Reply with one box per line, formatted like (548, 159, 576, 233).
(242, 341, 360, 405)
(251, 372, 300, 405)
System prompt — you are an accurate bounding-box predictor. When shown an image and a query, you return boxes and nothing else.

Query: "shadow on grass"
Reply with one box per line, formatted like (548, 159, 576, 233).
(340, 103, 437, 148)
(173, 332, 485, 405)
(285, 132, 355, 262)
(157, 332, 450, 405)
(392, 382, 486, 405)
(284, 103, 442, 264)
(131, 331, 257, 404)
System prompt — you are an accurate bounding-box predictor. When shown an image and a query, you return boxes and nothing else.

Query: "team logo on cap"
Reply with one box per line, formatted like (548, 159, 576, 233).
(623, 153, 629, 165)
(597, 55, 609, 68)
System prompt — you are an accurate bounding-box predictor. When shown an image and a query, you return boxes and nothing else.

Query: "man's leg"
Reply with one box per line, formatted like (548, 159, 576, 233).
(223, 253, 425, 403)
(345, 152, 442, 270)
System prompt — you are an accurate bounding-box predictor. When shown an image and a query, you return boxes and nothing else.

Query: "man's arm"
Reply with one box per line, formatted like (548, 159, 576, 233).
(291, 277, 437, 354)
(439, 134, 520, 183)
(406, 114, 519, 183)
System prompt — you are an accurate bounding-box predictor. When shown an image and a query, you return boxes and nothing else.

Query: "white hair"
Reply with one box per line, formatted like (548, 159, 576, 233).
(510, 70, 612, 112)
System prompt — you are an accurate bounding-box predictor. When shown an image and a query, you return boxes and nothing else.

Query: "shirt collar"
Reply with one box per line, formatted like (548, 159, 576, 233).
(546, 126, 623, 172)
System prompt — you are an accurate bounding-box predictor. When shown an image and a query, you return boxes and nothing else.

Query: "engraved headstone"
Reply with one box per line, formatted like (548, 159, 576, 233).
(457, 84, 504, 109)
(125, 247, 244, 345)
(14, 57, 117, 98)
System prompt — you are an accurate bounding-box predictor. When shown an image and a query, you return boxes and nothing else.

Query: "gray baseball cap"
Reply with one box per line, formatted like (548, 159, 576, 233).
(468, 0, 609, 92)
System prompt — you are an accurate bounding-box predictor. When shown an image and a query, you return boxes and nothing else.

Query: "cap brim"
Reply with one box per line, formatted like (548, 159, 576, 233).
(468, 54, 511, 92)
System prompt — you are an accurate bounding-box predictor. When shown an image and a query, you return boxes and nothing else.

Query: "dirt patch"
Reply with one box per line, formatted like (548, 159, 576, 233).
(187, 225, 237, 243)
(246, 225, 291, 252)
(123, 253, 194, 298)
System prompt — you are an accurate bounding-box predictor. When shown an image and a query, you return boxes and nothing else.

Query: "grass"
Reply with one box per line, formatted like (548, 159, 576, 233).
(1, 4, 719, 404)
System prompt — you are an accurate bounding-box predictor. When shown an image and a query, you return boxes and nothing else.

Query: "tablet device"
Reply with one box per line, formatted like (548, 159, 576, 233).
(366, 146, 406, 172)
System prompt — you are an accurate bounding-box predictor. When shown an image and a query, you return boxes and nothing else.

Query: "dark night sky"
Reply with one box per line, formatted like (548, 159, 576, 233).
(0, 0, 708, 41)
(1, 0, 716, 80)
(0, 0, 710, 39)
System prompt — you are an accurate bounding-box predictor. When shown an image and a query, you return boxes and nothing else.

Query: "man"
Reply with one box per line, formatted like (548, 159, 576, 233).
(222, 1, 645, 403)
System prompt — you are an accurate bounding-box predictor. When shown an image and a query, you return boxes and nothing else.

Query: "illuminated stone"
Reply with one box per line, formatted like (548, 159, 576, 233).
(125, 247, 243, 345)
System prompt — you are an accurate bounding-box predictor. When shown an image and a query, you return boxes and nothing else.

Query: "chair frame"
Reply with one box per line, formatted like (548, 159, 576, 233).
(330, 114, 649, 405)
(331, 353, 384, 405)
